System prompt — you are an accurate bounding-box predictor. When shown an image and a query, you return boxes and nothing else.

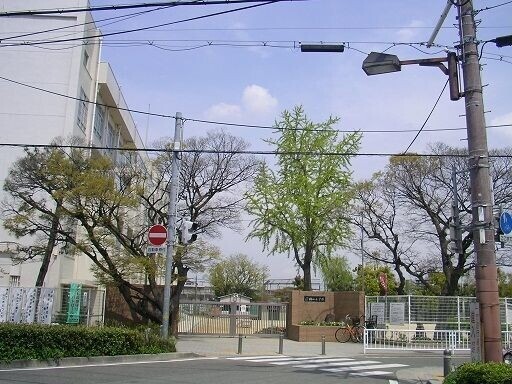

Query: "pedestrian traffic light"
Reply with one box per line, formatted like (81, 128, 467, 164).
(181, 220, 199, 244)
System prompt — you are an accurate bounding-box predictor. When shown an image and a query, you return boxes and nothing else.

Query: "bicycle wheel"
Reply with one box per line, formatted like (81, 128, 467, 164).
(335, 327, 351, 343)
(354, 326, 365, 343)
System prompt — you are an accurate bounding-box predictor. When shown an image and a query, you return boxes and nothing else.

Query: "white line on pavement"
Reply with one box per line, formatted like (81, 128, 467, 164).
(295, 360, 378, 369)
(322, 363, 408, 372)
(0, 357, 219, 372)
(349, 371, 396, 377)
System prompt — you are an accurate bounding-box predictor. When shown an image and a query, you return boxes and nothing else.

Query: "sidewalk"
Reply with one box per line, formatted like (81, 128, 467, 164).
(176, 335, 365, 357)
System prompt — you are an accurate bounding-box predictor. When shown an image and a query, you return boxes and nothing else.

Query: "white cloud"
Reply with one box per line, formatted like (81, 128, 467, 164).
(396, 20, 424, 41)
(204, 85, 278, 120)
(205, 102, 242, 120)
(490, 112, 512, 138)
(242, 84, 278, 114)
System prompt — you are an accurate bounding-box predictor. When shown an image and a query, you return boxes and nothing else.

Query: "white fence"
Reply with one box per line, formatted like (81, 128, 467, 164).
(0, 286, 105, 326)
(363, 295, 512, 352)
(364, 329, 512, 352)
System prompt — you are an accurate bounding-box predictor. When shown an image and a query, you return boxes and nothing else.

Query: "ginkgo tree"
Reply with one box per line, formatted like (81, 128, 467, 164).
(246, 106, 361, 291)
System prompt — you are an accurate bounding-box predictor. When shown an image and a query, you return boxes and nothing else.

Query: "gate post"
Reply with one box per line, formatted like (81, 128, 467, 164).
(229, 302, 237, 336)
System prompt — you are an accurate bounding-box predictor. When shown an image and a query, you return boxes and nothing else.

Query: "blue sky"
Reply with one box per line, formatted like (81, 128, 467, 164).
(90, 0, 512, 279)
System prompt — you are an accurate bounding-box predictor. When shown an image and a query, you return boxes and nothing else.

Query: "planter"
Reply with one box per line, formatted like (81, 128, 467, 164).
(287, 325, 340, 342)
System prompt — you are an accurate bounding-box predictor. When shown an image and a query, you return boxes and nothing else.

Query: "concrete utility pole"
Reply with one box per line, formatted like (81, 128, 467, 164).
(161, 112, 183, 339)
(458, 1, 502, 361)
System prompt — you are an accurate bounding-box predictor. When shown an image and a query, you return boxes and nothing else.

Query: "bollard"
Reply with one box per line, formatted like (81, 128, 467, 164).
(237, 334, 243, 354)
(321, 335, 326, 355)
(443, 349, 452, 376)
(278, 333, 284, 354)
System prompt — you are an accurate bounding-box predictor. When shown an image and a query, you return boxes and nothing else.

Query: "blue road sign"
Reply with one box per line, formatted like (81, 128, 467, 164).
(500, 211, 512, 236)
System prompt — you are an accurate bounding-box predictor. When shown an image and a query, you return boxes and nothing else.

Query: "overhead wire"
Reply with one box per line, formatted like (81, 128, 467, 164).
(474, 0, 512, 14)
(403, 78, 449, 153)
(0, 1, 285, 48)
(1, 142, 510, 159)
(1, 73, 510, 134)
(0, 1, 186, 42)
(0, 0, 302, 17)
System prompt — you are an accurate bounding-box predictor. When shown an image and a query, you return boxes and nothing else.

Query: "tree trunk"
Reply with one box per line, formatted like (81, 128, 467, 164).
(303, 263, 312, 291)
(35, 204, 61, 287)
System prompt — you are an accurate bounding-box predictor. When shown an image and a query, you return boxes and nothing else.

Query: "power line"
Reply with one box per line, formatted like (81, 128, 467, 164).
(0, 2, 181, 42)
(0, 1, 286, 48)
(1, 73, 510, 134)
(404, 78, 449, 153)
(0, 0, 302, 17)
(0, 75, 173, 119)
(475, 0, 512, 13)
(2, 142, 511, 158)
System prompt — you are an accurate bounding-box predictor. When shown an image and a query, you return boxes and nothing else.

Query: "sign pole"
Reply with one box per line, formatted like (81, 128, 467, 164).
(161, 112, 183, 339)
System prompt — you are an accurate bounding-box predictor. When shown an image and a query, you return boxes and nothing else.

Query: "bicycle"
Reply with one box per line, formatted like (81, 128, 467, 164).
(335, 314, 365, 343)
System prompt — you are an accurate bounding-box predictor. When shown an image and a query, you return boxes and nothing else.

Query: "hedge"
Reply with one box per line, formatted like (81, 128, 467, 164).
(0, 324, 175, 362)
(444, 362, 512, 384)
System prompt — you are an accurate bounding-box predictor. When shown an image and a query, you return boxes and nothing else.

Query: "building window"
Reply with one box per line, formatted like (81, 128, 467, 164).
(94, 106, 105, 140)
(9, 275, 20, 287)
(105, 122, 117, 158)
(77, 88, 88, 132)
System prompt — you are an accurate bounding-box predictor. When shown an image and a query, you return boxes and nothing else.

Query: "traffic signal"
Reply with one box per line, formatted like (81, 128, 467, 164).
(181, 220, 199, 244)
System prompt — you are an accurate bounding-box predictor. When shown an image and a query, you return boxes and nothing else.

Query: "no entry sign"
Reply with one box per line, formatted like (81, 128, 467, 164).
(148, 224, 167, 246)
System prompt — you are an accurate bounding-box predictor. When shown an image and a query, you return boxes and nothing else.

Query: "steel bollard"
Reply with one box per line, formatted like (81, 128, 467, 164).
(443, 349, 452, 376)
(321, 335, 326, 355)
(237, 334, 243, 354)
(278, 333, 284, 354)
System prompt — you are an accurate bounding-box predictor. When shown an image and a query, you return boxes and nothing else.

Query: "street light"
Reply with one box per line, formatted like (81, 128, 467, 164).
(300, 43, 344, 53)
(362, 51, 460, 101)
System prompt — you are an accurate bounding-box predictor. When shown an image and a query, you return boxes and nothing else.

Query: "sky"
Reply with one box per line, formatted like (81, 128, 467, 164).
(88, 0, 511, 280)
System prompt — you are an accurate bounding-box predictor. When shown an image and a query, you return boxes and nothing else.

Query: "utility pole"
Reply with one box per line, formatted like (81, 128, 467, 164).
(458, 1, 502, 362)
(161, 112, 183, 339)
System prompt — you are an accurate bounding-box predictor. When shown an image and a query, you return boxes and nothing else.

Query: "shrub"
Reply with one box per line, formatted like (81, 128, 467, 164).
(0, 324, 176, 362)
(443, 362, 512, 384)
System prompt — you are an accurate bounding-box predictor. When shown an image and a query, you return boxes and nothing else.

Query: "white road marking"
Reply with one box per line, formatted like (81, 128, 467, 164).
(322, 363, 408, 372)
(226, 355, 288, 360)
(272, 357, 354, 366)
(295, 360, 378, 369)
(0, 357, 219, 372)
(387, 380, 399, 384)
(350, 371, 396, 377)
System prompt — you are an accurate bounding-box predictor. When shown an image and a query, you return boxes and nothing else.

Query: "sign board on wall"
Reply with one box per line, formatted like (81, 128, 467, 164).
(470, 302, 482, 362)
(370, 302, 385, 325)
(304, 296, 326, 303)
(389, 302, 405, 325)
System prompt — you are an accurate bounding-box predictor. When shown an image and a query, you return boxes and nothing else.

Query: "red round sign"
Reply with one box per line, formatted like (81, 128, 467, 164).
(148, 224, 167, 246)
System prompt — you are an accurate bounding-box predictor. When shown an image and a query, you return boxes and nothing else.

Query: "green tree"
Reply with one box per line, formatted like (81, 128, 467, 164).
(354, 264, 397, 296)
(319, 256, 354, 291)
(3, 131, 257, 337)
(2, 138, 86, 287)
(246, 106, 361, 290)
(209, 254, 268, 300)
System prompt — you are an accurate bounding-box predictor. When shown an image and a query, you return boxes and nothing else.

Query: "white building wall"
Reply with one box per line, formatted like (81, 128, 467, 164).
(0, 1, 148, 289)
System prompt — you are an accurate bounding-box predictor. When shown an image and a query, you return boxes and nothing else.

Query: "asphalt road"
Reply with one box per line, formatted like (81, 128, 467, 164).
(0, 354, 469, 384)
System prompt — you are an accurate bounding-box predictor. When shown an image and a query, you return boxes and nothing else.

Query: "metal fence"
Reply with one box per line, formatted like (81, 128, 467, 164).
(178, 301, 287, 336)
(363, 295, 512, 352)
(0, 286, 105, 326)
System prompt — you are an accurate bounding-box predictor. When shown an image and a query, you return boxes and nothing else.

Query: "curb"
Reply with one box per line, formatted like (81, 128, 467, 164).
(0, 352, 202, 369)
